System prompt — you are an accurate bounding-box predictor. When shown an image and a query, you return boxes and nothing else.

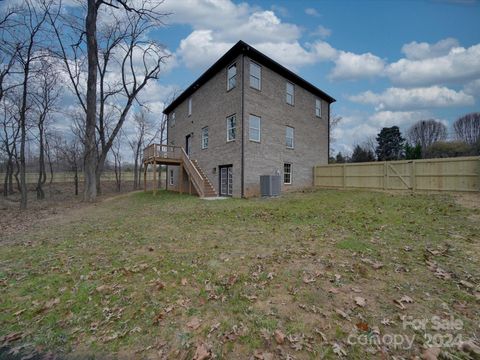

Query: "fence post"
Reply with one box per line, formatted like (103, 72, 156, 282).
(383, 162, 386, 190)
(343, 163, 346, 188)
(411, 161, 416, 192)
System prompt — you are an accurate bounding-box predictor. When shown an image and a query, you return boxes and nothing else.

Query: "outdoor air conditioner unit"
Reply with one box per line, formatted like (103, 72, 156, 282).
(260, 175, 281, 197)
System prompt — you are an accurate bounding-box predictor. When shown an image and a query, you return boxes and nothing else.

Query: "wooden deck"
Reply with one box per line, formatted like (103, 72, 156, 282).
(142, 144, 217, 198)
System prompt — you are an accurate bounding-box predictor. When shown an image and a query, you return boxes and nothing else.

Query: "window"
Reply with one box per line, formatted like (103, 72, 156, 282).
(188, 98, 192, 116)
(286, 126, 294, 149)
(226, 115, 236, 141)
(249, 115, 261, 142)
(170, 112, 175, 126)
(286, 82, 294, 105)
(169, 169, 174, 186)
(201, 127, 209, 149)
(250, 61, 261, 90)
(284, 163, 292, 184)
(227, 63, 236, 90)
(315, 99, 322, 117)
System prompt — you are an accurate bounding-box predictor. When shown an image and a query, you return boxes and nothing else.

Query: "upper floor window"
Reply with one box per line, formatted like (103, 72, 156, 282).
(227, 63, 237, 90)
(170, 112, 176, 126)
(188, 98, 192, 116)
(286, 126, 294, 149)
(250, 61, 261, 90)
(249, 114, 261, 142)
(201, 127, 209, 149)
(315, 99, 322, 117)
(284, 163, 292, 184)
(286, 82, 294, 105)
(226, 114, 236, 141)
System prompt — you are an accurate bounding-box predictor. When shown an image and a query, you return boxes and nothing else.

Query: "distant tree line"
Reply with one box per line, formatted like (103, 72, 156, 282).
(0, 0, 170, 209)
(330, 112, 480, 163)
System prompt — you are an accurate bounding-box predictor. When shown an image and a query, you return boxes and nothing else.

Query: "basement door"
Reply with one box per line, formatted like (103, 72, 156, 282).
(219, 165, 233, 196)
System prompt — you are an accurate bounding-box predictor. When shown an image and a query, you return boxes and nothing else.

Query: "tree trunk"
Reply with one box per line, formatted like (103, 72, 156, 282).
(83, 0, 98, 202)
(73, 166, 78, 196)
(36, 122, 46, 199)
(19, 64, 30, 209)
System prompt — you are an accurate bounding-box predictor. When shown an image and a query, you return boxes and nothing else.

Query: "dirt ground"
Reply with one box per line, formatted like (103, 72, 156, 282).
(0, 181, 136, 238)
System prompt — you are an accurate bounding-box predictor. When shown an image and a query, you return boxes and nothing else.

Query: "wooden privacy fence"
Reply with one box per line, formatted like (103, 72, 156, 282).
(0, 171, 137, 184)
(314, 156, 480, 192)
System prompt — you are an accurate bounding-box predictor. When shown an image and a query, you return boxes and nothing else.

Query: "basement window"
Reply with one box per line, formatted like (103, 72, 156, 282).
(284, 163, 292, 184)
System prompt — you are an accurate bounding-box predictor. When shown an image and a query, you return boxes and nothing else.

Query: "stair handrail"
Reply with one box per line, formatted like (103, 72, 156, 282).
(180, 148, 206, 197)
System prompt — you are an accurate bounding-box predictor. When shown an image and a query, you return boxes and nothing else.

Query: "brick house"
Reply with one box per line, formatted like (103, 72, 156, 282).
(149, 40, 335, 198)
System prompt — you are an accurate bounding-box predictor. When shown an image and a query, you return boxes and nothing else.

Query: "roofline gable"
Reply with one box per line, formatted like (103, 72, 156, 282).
(163, 40, 335, 114)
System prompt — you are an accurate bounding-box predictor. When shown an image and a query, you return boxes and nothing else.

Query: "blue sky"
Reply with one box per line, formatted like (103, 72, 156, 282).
(153, 0, 480, 155)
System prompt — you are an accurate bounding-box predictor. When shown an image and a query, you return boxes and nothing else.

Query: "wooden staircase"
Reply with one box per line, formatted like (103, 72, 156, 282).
(191, 160, 217, 197)
(143, 144, 218, 198)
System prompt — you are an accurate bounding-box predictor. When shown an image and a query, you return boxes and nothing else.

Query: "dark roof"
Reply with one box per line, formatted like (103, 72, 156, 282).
(163, 40, 336, 114)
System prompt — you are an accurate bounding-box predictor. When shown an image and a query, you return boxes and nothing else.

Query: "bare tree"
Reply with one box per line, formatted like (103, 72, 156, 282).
(407, 119, 447, 156)
(32, 60, 59, 199)
(453, 112, 480, 146)
(1, 97, 20, 196)
(48, 0, 169, 202)
(111, 132, 123, 192)
(329, 114, 342, 158)
(3, 0, 53, 209)
(54, 133, 82, 196)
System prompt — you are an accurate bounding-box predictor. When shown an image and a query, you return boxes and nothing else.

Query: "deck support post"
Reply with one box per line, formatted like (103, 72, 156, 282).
(153, 162, 157, 195)
(144, 163, 148, 192)
(179, 164, 184, 194)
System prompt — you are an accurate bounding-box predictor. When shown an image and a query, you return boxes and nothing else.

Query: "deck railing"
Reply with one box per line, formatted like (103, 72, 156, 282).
(143, 144, 182, 161)
(143, 143, 207, 197)
(180, 148, 206, 197)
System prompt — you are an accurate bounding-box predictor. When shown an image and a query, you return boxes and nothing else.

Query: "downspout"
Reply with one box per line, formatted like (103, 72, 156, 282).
(327, 103, 330, 164)
(241, 53, 245, 198)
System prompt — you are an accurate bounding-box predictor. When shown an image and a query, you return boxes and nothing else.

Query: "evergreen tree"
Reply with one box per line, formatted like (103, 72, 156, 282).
(375, 126, 405, 161)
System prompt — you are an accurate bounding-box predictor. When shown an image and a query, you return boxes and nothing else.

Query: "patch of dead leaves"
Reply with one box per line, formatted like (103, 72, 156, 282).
(193, 342, 211, 360)
(394, 295, 414, 310)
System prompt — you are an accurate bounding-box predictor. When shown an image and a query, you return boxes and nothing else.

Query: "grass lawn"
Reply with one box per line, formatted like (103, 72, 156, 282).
(0, 189, 479, 359)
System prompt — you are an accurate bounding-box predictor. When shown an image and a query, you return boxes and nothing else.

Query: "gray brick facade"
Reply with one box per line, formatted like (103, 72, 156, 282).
(165, 42, 334, 197)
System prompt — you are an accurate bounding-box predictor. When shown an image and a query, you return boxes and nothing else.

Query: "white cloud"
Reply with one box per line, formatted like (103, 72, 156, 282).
(177, 30, 234, 70)
(329, 51, 385, 80)
(464, 79, 480, 96)
(305, 8, 321, 17)
(333, 110, 432, 155)
(349, 86, 475, 110)
(311, 25, 332, 39)
(387, 43, 480, 86)
(401, 37, 459, 60)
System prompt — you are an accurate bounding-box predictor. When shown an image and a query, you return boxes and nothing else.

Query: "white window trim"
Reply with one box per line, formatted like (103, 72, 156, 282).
(188, 98, 192, 116)
(227, 63, 236, 91)
(201, 127, 208, 149)
(249, 114, 261, 142)
(284, 163, 292, 185)
(315, 99, 322, 118)
(226, 115, 236, 142)
(249, 61, 261, 90)
(286, 126, 294, 149)
(169, 170, 174, 186)
(286, 82, 294, 105)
